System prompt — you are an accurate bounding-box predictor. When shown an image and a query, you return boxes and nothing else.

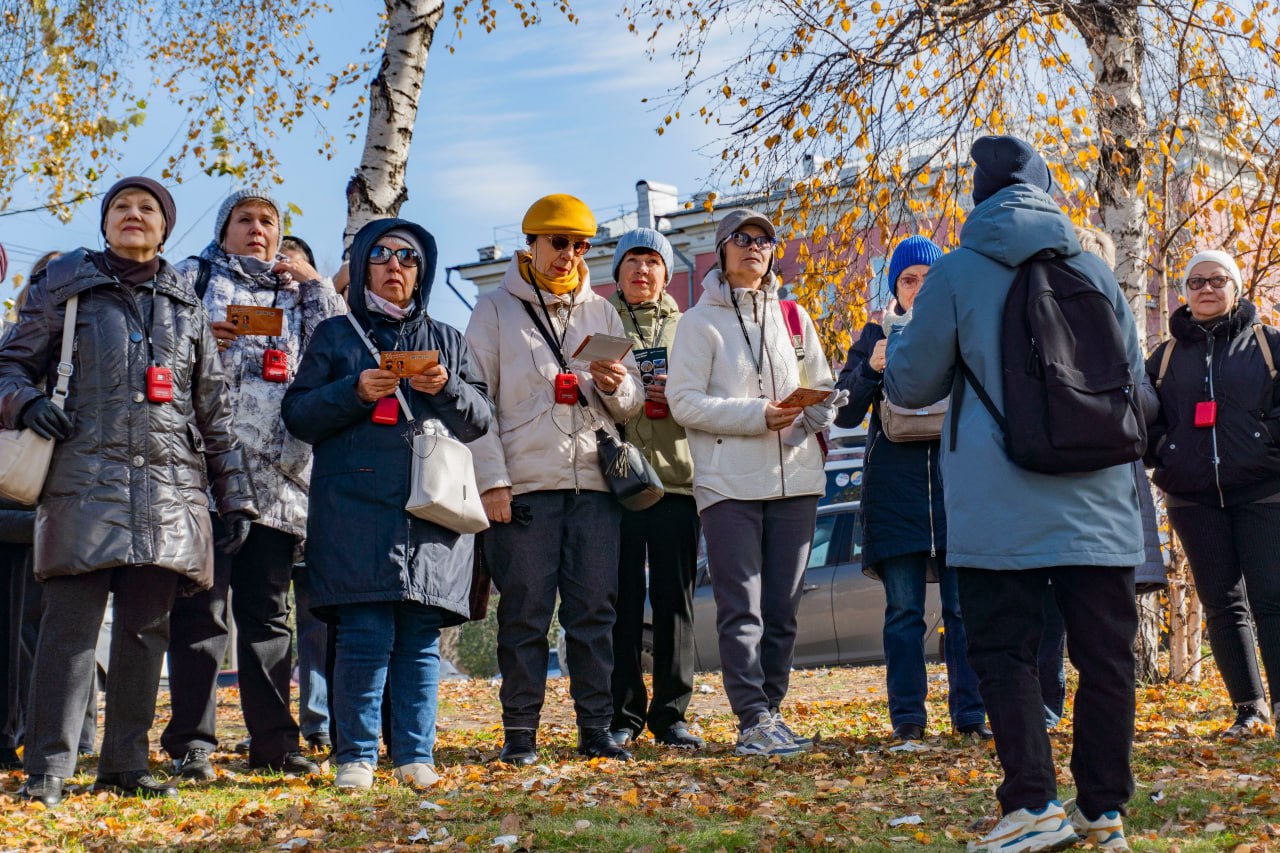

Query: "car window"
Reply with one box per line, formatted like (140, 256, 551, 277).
(821, 462, 863, 507)
(807, 513, 840, 570)
(849, 510, 863, 558)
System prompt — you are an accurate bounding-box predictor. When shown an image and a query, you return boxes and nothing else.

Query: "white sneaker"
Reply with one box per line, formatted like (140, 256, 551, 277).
(334, 761, 375, 790)
(735, 712, 805, 757)
(967, 801, 1078, 852)
(1065, 799, 1129, 851)
(392, 762, 440, 788)
(772, 711, 814, 750)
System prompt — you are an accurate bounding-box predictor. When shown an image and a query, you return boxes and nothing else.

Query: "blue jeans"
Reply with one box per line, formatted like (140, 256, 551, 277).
(331, 602, 443, 767)
(292, 568, 330, 740)
(880, 553, 986, 730)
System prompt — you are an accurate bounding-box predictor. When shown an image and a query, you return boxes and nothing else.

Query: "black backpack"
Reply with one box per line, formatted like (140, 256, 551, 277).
(186, 256, 212, 300)
(955, 251, 1145, 474)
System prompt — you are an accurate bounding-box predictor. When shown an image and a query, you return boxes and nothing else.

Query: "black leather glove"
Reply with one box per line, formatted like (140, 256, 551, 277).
(20, 397, 73, 441)
(215, 511, 254, 556)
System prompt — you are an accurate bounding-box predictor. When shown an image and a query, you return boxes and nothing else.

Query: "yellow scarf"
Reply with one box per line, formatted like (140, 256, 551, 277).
(518, 251, 581, 296)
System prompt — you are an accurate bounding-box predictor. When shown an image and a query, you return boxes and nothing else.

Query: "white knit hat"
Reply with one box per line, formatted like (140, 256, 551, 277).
(1181, 249, 1242, 297)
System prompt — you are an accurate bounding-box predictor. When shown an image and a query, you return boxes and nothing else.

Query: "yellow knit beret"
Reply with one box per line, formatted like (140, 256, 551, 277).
(521, 194, 597, 239)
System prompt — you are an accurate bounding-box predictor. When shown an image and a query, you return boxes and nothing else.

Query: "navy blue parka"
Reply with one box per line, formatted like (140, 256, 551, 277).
(282, 219, 494, 624)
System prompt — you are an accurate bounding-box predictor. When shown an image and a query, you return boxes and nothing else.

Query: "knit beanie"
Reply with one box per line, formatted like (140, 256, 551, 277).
(971, 136, 1052, 204)
(1181, 249, 1242, 297)
(612, 228, 674, 284)
(886, 236, 943, 298)
(379, 227, 428, 269)
(521, 194, 596, 239)
(214, 189, 283, 249)
(100, 176, 177, 243)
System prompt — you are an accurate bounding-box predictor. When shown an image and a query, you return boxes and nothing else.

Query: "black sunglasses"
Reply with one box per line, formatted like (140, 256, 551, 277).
(729, 231, 776, 250)
(369, 245, 421, 267)
(545, 235, 592, 255)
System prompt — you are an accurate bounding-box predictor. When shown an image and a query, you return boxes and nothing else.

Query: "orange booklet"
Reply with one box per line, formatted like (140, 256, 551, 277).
(227, 305, 284, 337)
(777, 387, 832, 408)
(379, 350, 440, 377)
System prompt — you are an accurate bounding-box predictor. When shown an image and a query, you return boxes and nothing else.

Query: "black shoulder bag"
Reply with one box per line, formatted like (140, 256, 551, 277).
(520, 299, 664, 511)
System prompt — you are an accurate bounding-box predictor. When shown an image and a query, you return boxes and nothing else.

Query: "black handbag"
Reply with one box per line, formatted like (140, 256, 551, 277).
(521, 300, 665, 512)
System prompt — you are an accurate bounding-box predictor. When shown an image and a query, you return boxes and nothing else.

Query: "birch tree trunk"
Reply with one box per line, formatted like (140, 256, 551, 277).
(1069, 0, 1152, 342)
(344, 0, 445, 246)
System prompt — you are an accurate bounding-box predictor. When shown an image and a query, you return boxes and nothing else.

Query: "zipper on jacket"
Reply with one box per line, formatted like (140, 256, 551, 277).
(1203, 330, 1226, 508)
(926, 444, 937, 558)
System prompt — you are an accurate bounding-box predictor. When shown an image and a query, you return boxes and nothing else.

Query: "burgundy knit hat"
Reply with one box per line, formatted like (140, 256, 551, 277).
(0, 242, 7, 283)
(100, 176, 177, 244)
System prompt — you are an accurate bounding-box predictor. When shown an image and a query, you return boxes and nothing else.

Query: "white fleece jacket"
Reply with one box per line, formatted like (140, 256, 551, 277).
(666, 269, 834, 511)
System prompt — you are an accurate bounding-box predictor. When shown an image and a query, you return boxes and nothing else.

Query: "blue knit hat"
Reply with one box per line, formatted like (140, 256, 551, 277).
(612, 227, 674, 284)
(887, 236, 942, 298)
(971, 135, 1052, 204)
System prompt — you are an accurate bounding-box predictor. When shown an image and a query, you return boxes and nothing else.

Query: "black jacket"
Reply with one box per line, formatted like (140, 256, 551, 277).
(0, 250, 257, 586)
(1145, 301, 1280, 506)
(835, 321, 947, 573)
(282, 219, 494, 624)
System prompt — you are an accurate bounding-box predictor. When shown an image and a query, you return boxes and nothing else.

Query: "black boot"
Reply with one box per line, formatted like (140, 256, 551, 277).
(499, 728, 538, 765)
(93, 770, 179, 799)
(578, 727, 633, 761)
(20, 774, 64, 806)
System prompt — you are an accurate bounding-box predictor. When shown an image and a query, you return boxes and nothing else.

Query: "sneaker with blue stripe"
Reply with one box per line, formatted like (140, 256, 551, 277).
(967, 801, 1078, 853)
(1065, 799, 1129, 851)
(735, 711, 805, 757)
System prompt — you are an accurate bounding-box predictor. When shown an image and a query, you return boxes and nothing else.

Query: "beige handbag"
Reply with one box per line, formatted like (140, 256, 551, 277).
(0, 295, 79, 505)
(880, 392, 948, 443)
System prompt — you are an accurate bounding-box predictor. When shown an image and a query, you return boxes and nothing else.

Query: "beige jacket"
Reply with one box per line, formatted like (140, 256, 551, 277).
(666, 268, 833, 511)
(465, 255, 644, 496)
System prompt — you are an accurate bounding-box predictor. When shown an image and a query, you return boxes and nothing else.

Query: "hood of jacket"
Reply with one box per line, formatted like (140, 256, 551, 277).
(1169, 299, 1258, 343)
(501, 251, 593, 306)
(346, 218, 439, 329)
(198, 241, 290, 293)
(960, 184, 1082, 268)
(696, 267, 781, 309)
(43, 248, 195, 308)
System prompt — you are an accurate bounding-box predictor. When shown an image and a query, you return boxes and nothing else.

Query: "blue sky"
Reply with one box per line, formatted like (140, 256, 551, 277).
(0, 2, 727, 330)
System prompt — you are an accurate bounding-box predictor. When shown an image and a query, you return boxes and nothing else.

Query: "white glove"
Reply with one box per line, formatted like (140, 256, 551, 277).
(782, 388, 849, 447)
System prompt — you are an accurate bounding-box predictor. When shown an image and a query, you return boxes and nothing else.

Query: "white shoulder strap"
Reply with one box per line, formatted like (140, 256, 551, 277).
(345, 312, 414, 423)
(49, 294, 78, 411)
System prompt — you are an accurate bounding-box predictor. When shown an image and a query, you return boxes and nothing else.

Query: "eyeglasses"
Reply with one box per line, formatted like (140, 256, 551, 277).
(1186, 275, 1231, 291)
(369, 245, 421, 267)
(896, 275, 924, 289)
(545, 235, 592, 255)
(728, 232, 777, 250)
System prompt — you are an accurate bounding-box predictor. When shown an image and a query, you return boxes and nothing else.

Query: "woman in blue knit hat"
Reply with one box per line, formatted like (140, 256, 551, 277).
(834, 235, 989, 744)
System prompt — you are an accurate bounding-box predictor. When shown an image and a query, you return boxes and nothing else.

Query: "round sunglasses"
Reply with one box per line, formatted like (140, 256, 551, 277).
(728, 231, 777, 250)
(369, 245, 422, 267)
(543, 234, 592, 256)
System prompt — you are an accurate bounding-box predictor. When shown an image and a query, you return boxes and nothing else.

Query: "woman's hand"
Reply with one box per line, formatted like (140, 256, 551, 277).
(273, 256, 321, 284)
(211, 320, 239, 353)
(482, 487, 513, 523)
(589, 360, 627, 394)
(408, 364, 450, 396)
(765, 402, 804, 431)
(646, 373, 668, 404)
(869, 339, 888, 373)
(357, 368, 399, 403)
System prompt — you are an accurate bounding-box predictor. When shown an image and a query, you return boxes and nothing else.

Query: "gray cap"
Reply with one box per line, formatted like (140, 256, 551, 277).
(612, 227, 674, 284)
(715, 208, 777, 274)
(214, 189, 283, 250)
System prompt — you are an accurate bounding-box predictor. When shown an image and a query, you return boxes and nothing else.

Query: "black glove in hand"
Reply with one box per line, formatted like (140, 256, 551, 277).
(20, 397, 73, 441)
(215, 511, 254, 556)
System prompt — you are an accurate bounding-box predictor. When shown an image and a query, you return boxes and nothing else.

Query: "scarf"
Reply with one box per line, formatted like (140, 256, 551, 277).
(95, 249, 161, 285)
(517, 251, 581, 296)
(367, 288, 414, 320)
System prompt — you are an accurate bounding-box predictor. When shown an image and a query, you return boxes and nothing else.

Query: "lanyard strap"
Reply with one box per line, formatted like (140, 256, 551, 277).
(621, 299, 666, 351)
(520, 299, 591, 407)
(729, 288, 766, 397)
(532, 286, 575, 359)
(345, 313, 414, 422)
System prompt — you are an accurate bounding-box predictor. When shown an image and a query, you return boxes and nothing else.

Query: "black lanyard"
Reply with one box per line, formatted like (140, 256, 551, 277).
(119, 281, 162, 367)
(730, 287, 766, 397)
(622, 299, 667, 350)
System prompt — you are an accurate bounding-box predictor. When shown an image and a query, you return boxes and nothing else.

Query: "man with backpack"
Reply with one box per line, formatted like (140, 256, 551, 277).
(884, 136, 1144, 852)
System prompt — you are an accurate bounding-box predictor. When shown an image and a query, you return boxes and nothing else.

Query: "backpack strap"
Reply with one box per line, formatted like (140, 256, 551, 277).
(778, 299, 805, 360)
(950, 353, 1007, 452)
(190, 256, 212, 300)
(345, 313, 414, 422)
(1253, 324, 1277, 380)
(1155, 339, 1176, 390)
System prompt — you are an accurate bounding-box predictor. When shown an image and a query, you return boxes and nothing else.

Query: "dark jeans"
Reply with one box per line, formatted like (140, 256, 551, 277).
(1038, 586, 1067, 726)
(1169, 501, 1280, 705)
(163, 520, 301, 767)
(701, 495, 819, 729)
(611, 494, 701, 737)
(485, 490, 621, 729)
(25, 566, 178, 778)
(293, 566, 330, 740)
(958, 565, 1137, 818)
(879, 554, 985, 730)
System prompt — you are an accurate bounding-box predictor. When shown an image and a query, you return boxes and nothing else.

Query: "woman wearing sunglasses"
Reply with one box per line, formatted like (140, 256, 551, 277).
(465, 194, 643, 765)
(1145, 250, 1280, 739)
(283, 219, 494, 789)
(665, 208, 839, 757)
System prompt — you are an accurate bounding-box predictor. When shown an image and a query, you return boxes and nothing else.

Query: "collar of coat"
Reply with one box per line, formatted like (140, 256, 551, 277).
(41, 248, 197, 307)
(1169, 298, 1258, 343)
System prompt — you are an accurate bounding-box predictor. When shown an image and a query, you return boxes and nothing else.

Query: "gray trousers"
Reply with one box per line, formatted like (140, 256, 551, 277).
(701, 496, 819, 729)
(485, 489, 621, 729)
(25, 566, 177, 778)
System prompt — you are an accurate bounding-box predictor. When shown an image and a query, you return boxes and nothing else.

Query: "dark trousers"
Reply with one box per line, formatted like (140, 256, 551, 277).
(25, 566, 178, 778)
(958, 566, 1137, 818)
(1169, 501, 1280, 705)
(485, 490, 621, 729)
(701, 496, 819, 728)
(611, 493, 701, 737)
(1038, 586, 1067, 725)
(163, 521, 301, 766)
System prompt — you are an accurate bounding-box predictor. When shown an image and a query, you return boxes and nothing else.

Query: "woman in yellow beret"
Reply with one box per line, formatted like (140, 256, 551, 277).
(464, 194, 644, 764)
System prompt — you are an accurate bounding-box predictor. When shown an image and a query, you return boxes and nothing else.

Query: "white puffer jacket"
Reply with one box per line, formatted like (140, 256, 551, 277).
(465, 255, 644, 496)
(666, 269, 833, 511)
